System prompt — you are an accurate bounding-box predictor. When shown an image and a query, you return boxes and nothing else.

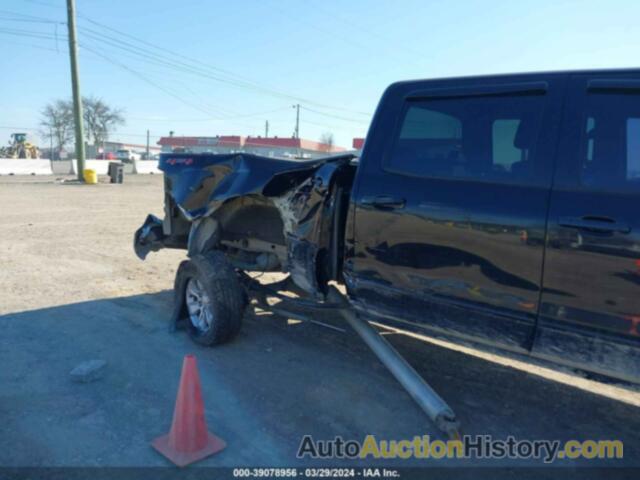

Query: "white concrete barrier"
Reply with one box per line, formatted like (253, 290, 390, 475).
(0, 159, 163, 176)
(51, 160, 74, 175)
(85, 159, 111, 175)
(134, 160, 161, 174)
(0, 159, 53, 175)
(63, 159, 113, 175)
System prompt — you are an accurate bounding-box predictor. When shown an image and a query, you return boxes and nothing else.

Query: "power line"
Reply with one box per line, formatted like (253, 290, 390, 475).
(78, 46, 288, 134)
(1, 43, 363, 144)
(80, 45, 231, 121)
(73, 16, 372, 116)
(1, 24, 344, 129)
(0, 16, 63, 24)
(1, 38, 64, 52)
(267, 116, 367, 134)
(78, 36, 231, 120)
(77, 27, 275, 120)
(77, 28, 364, 129)
(301, 106, 370, 125)
(11, 2, 374, 117)
(79, 44, 266, 132)
(0, 26, 64, 40)
(6, 8, 371, 138)
(79, 17, 259, 88)
(299, 118, 367, 133)
(77, 26, 373, 127)
(0, 9, 61, 21)
(128, 107, 293, 123)
(77, 27, 265, 95)
(8, 4, 374, 118)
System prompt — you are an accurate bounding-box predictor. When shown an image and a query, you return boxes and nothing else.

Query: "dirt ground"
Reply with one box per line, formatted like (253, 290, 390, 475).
(1, 175, 639, 476)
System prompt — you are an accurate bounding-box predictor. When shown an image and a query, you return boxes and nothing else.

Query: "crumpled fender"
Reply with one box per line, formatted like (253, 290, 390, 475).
(133, 214, 165, 260)
(187, 216, 220, 257)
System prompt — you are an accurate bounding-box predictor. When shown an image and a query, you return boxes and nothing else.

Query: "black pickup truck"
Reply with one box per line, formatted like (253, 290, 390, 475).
(135, 69, 640, 385)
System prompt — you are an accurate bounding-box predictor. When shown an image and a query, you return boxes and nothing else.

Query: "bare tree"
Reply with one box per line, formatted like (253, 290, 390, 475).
(319, 132, 335, 152)
(40, 97, 125, 157)
(82, 96, 125, 146)
(40, 100, 74, 160)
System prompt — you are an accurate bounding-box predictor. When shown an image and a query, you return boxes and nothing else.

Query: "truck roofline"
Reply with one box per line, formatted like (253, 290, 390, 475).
(387, 66, 640, 89)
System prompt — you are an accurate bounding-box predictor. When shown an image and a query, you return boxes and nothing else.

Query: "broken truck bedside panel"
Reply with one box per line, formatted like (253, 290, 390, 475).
(160, 153, 350, 221)
(134, 152, 357, 294)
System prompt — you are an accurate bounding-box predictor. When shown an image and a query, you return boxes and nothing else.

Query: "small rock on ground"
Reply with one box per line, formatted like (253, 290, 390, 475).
(70, 359, 107, 383)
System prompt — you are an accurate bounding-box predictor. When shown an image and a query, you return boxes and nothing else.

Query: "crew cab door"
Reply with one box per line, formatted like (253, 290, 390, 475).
(346, 76, 565, 351)
(534, 74, 640, 382)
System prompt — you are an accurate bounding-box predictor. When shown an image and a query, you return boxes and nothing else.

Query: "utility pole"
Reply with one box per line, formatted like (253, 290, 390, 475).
(146, 129, 150, 159)
(265, 120, 269, 138)
(66, 0, 85, 180)
(293, 104, 300, 139)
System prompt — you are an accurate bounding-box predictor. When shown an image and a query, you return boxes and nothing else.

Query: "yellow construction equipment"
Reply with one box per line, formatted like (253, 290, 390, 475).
(1, 133, 40, 159)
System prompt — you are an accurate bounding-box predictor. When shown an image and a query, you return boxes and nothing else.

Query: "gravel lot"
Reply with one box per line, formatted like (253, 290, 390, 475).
(1, 175, 639, 476)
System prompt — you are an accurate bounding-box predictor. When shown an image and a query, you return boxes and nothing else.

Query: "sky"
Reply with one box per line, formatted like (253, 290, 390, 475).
(2, 0, 640, 150)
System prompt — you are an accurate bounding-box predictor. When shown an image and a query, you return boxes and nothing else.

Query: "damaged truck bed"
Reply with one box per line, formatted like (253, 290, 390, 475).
(135, 152, 356, 296)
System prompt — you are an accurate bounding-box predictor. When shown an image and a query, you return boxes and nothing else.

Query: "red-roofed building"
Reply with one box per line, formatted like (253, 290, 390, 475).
(157, 135, 345, 158)
(157, 136, 243, 151)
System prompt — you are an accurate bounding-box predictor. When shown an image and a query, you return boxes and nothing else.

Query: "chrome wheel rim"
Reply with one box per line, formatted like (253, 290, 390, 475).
(185, 278, 214, 333)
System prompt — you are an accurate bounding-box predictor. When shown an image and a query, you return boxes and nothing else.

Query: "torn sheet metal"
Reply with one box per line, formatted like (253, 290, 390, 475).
(135, 152, 356, 295)
(159, 153, 354, 222)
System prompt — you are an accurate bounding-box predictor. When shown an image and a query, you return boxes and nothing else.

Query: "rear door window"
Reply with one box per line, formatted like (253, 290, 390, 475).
(492, 119, 523, 171)
(626, 118, 640, 180)
(386, 92, 548, 185)
(579, 90, 640, 191)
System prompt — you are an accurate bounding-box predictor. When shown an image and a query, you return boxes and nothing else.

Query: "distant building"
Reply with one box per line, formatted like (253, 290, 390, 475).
(157, 135, 345, 158)
(352, 138, 365, 150)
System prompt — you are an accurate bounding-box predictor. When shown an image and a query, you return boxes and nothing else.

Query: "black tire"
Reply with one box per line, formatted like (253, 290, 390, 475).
(175, 251, 246, 346)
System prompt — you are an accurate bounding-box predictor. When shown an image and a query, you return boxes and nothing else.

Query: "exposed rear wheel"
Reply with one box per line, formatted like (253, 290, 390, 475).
(185, 278, 214, 333)
(175, 251, 246, 345)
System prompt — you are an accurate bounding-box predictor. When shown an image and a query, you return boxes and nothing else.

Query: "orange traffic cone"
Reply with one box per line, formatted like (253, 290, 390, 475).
(151, 354, 226, 466)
